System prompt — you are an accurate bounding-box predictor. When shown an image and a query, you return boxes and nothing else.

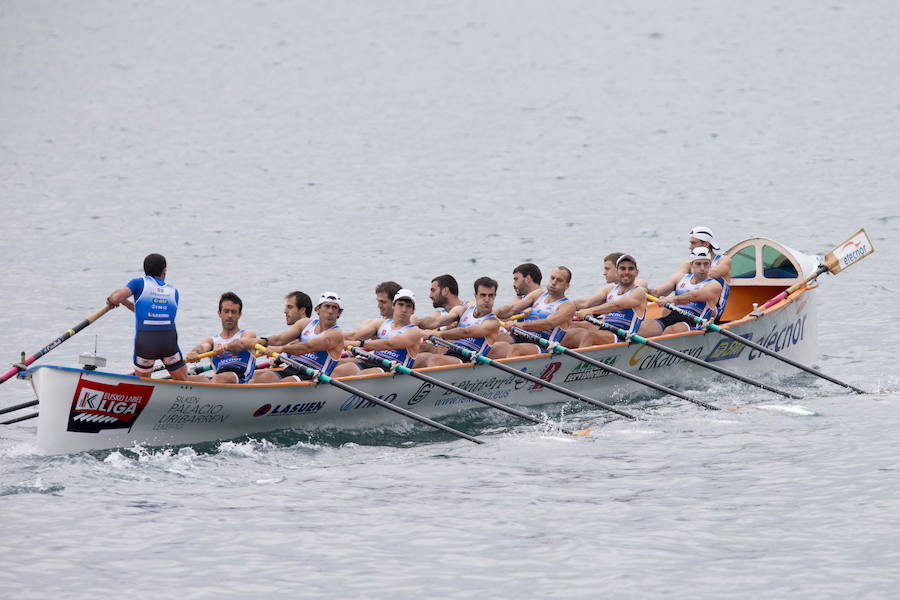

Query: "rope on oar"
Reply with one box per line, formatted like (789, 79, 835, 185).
(255, 345, 483, 445)
(428, 335, 633, 421)
(507, 326, 710, 409)
(584, 315, 798, 401)
(348, 346, 586, 433)
(648, 294, 866, 395)
(1, 304, 116, 385)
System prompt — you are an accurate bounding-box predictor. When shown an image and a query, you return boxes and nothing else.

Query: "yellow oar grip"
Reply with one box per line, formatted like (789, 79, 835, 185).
(646, 293, 660, 302)
(196, 350, 216, 359)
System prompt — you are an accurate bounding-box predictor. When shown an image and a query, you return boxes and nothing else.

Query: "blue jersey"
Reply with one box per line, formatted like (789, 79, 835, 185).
(674, 274, 716, 327)
(455, 303, 496, 356)
(522, 292, 568, 352)
(602, 285, 645, 334)
(128, 276, 179, 332)
(373, 319, 417, 368)
(290, 319, 340, 376)
(712, 253, 731, 320)
(211, 330, 256, 383)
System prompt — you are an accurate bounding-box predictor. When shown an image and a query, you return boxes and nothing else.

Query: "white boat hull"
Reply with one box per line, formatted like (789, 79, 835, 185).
(29, 287, 818, 454)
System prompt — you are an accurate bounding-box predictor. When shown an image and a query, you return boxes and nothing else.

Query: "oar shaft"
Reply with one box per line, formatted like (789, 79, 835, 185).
(760, 265, 826, 310)
(2, 411, 38, 425)
(351, 347, 577, 431)
(648, 295, 865, 394)
(510, 326, 704, 406)
(428, 337, 636, 419)
(587, 317, 792, 402)
(0, 399, 39, 416)
(1, 304, 115, 384)
(256, 346, 483, 444)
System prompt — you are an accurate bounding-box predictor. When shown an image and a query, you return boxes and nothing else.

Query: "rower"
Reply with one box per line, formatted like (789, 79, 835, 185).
(334, 289, 435, 376)
(640, 247, 722, 336)
(185, 292, 257, 384)
(650, 226, 731, 321)
(497, 266, 576, 357)
(568, 254, 647, 347)
(283, 290, 313, 326)
(416, 274, 464, 329)
(253, 292, 345, 383)
(430, 277, 502, 359)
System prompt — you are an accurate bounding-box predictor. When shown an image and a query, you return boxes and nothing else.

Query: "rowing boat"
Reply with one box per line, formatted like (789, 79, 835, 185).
(22, 236, 822, 454)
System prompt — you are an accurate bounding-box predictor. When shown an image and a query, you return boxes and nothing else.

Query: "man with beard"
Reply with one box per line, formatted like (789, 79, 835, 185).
(429, 277, 502, 358)
(416, 274, 464, 329)
(496, 266, 576, 357)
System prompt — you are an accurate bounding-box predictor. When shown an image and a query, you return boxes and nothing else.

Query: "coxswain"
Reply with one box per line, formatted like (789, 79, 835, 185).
(107, 253, 187, 381)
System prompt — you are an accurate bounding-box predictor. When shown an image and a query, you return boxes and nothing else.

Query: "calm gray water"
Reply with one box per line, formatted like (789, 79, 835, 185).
(2, 1, 899, 597)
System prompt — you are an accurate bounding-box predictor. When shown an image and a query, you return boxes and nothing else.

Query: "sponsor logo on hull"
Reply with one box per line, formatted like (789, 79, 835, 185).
(531, 361, 562, 390)
(705, 334, 752, 362)
(254, 402, 325, 417)
(748, 315, 808, 360)
(629, 346, 705, 371)
(563, 357, 617, 382)
(407, 382, 434, 406)
(67, 376, 154, 433)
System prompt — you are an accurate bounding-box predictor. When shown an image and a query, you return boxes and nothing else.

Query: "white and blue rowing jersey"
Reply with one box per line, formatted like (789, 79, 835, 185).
(712, 253, 731, 321)
(289, 319, 340, 376)
(455, 303, 496, 356)
(373, 319, 417, 368)
(674, 274, 716, 326)
(211, 330, 255, 383)
(602, 285, 645, 334)
(522, 292, 568, 351)
(127, 276, 178, 331)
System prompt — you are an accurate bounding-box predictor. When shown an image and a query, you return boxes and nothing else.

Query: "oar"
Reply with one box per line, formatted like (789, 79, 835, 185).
(583, 316, 797, 400)
(428, 336, 636, 420)
(255, 345, 483, 445)
(507, 326, 713, 409)
(348, 346, 598, 429)
(0, 399, 39, 416)
(760, 228, 874, 310)
(1, 304, 116, 384)
(648, 294, 865, 394)
(2, 411, 38, 425)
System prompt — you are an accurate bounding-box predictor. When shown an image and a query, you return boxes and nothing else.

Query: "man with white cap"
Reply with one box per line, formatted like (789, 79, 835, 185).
(651, 226, 731, 321)
(565, 254, 647, 347)
(251, 292, 345, 382)
(639, 247, 723, 337)
(333, 288, 455, 375)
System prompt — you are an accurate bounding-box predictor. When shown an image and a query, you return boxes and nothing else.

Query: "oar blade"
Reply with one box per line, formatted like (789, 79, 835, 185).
(824, 228, 875, 274)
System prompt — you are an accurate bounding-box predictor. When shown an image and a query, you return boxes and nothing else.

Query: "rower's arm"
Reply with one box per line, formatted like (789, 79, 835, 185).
(434, 317, 500, 341)
(496, 289, 541, 319)
(417, 305, 463, 330)
(709, 255, 732, 281)
(224, 330, 258, 353)
(666, 280, 722, 305)
(272, 329, 343, 356)
(262, 321, 308, 347)
(361, 328, 423, 352)
(650, 270, 683, 297)
(515, 301, 576, 332)
(577, 288, 645, 318)
(185, 337, 215, 363)
(344, 319, 383, 343)
(573, 285, 612, 310)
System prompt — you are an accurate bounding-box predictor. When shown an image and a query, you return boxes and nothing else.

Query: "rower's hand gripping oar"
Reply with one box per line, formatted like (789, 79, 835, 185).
(760, 228, 875, 311)
(1, 303, 117, 385)
(647, 294, 865, 395)
(428, 336, 634, 421)
(348, 345, 598, 431)
(254, 345, 483, 445)
(507, 326, 710, 409)
(583, 316, 798, 401)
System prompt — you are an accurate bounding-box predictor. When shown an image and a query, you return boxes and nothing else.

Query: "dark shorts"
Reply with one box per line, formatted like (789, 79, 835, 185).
(656, 312, 692, 330)
(215, 365, 251, 384)
(275, 365, 317, 381)
(134, 329, 185, 372)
